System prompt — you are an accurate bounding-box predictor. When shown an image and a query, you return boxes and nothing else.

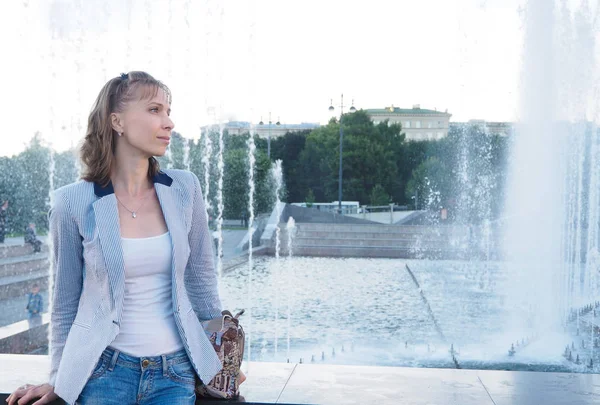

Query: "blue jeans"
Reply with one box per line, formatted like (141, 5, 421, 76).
(27, 313, 42, 328)
(76, 346, 196, 405)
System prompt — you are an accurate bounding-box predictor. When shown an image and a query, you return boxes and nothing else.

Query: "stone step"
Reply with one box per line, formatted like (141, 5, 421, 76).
(0, 244, 49, 260)
(283, 223, 468, 236)
(291, 231, 462, 241)
(292, 237, 458, 249)
(0, 270, 49, 301)
(0, 254, 49, 278)
(277, 245, 466, 259)
(294, 222, 462, 230)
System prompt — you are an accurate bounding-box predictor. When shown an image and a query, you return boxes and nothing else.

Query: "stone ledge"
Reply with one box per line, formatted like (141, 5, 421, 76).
(0, 243, 48, 260)
(0, 314, 50, 353)
(0, 270, 48, 288)
(0, 270, 49, 300)
(1, 354, 599, 404)
(274, 246, 471, 260)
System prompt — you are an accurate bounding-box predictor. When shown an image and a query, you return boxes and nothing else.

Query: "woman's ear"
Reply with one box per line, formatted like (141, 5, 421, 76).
(111, 112, 124, 135)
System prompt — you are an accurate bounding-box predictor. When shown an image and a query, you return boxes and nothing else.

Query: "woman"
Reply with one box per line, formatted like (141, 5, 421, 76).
(7, 72, 225, 405)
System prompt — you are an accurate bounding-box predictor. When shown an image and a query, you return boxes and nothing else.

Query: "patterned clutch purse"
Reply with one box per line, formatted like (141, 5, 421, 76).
(197, 309, 245, 399)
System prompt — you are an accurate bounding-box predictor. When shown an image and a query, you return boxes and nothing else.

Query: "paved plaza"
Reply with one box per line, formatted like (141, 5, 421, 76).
(1, 354, 599, 404)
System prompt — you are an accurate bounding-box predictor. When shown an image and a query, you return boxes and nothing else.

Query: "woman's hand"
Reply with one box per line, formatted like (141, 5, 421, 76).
(5, 383, 59, 405)
(239, 370, 246, 384)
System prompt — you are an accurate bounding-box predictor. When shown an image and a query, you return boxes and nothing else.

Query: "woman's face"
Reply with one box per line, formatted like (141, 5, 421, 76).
(117, 86, 175, 157)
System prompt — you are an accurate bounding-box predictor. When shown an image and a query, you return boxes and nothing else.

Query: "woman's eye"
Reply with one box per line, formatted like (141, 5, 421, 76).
(150, 107, 159, 112)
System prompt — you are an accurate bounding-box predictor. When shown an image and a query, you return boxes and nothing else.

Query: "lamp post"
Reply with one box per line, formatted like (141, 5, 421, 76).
(259, 112, 280, 159)
(329, 94, 356, 214)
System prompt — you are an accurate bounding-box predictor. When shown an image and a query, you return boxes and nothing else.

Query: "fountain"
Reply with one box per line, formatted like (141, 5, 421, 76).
(500, 0, 600, 370)
(201, 126, 214, 216)
(5, 0, 600, 376)
(215, 121, 225, 277)
(285, 216, 296, 359)
(246, 123, 257, 366)
(271, 160, 284, 355)
(182, 137, 191, 172)
(163, 143, 174, 169)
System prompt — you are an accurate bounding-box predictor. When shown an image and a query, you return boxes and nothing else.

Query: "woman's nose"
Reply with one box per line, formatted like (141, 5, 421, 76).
(165, 116, 175, 131)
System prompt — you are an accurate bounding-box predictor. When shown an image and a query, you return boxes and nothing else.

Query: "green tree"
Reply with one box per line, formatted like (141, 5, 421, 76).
(253, 149, 275, 214)
(0, 156, 19, 235)
(297, 110, 403, 205)
(270, 131, 309, 203)
(400, 124, 509, 223)
(395, 140, 428, 205)
(406, 156, 450, 211)
(298, 124, 339, 202)
(11, 134, 52, 233)
(369, 184, 390, 206)
(305, 188, 315, 207)
(223, 148, 248, 219)
(53, 149, 79, 189)
(157, 131, 187, 170)
(222, 146, 273, 218)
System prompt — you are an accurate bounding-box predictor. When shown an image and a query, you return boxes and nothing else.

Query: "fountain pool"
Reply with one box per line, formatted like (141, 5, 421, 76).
(219, 256, 585, 373)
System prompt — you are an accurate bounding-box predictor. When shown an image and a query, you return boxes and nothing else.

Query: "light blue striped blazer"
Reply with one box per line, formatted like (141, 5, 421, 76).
(48, 169, 222, 405)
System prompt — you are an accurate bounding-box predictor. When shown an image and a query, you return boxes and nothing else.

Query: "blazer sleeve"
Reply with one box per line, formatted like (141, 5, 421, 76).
(48, 190, 83, 386)
(184, 172, 223, 322)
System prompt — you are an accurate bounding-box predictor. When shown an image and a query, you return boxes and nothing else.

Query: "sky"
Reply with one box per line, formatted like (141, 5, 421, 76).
(0, 0, 557, 157)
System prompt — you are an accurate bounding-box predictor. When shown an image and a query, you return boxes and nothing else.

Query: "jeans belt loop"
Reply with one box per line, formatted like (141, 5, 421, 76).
(108, 348, 120, 371)
(162, 354, 168, 377)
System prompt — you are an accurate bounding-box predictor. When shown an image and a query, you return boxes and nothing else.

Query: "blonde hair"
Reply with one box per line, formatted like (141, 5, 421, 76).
(80, 71, 172, 187)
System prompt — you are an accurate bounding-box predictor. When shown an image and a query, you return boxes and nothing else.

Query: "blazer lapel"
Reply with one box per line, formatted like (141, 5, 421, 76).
(155, 183, 188, 279)
(92, 195, 126, 320)
(92, 171, 178, 321)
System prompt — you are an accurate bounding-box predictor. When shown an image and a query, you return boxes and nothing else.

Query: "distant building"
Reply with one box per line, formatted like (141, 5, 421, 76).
(208, 121, 320, 138)
(450, 120, 514, 137)
(365, 105, 452, 141)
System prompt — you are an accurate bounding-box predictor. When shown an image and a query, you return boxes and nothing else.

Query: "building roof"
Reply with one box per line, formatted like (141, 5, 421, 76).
(366, 107, 451, 117)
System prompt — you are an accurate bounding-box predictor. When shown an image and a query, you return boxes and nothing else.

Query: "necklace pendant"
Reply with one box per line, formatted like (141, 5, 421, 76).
(132, 212, 137, 219)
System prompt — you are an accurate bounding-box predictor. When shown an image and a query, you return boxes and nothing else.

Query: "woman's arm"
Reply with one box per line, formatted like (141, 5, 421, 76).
(184, 172, 222, 321)
(47, 190, 83, 386)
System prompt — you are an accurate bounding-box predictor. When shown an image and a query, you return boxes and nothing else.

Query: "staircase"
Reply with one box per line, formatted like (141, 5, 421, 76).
(0, 243, 50, 354)
(0, 244, 49, 300)
(272, 223, 472, 259)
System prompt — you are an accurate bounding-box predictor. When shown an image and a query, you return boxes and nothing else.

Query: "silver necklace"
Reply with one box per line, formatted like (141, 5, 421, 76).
(115, 189, 153, 219)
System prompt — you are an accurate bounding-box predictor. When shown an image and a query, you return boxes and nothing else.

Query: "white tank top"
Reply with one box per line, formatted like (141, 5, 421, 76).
(110, 232, 184, 356)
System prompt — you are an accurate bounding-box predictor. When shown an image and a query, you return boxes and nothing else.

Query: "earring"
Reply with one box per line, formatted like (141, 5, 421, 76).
(118, 132, 123, 137)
